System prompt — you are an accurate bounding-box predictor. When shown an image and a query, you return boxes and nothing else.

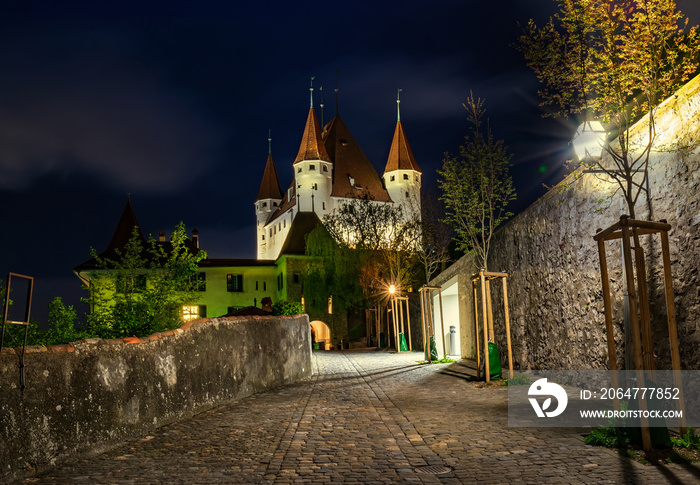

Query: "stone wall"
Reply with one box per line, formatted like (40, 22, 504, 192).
(432, 74, 700, 371)
(0, 314, 312, 480)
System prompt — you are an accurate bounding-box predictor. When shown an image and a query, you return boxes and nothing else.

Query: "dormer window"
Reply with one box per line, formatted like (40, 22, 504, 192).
(309, 164, 316, 171)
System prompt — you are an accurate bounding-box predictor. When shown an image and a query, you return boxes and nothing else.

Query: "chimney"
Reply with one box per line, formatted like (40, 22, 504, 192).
(159, 230, 166, 242)
(192, 228, 199, 249)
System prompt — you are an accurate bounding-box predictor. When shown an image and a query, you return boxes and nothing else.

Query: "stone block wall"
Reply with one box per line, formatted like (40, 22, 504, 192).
(433, 74, 700, 371)
(0, 314, 311, 480)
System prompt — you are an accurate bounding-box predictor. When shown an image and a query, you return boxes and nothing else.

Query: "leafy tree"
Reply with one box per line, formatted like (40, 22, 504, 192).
(517, 0, 700, 219)
(438, 94, 516, 270)
(84, 222, 207, 338)
(305, 192, 421, 312)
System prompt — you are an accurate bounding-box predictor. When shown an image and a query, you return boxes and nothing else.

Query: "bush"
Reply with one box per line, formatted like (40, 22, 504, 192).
(505, 373, 531, 386)
(272, 300, 304, 316)
(584, 427, 629, 448)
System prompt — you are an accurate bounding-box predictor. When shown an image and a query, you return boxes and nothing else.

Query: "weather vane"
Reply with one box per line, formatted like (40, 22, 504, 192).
(310, 76, 315, 109)
(268, 129, 272, 155)
(397, 88, 402, 122)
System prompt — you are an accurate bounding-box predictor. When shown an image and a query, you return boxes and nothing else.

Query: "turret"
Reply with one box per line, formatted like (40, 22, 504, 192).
(382, 90, 422, 220)
(255, 134, 283, 259)
(293, 78, 332, 217)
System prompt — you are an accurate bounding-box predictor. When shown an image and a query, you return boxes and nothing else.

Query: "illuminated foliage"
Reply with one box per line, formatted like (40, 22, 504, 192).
(438, 94, 516, 270)
(84, 222, 207, 337)
(517, 0, 700, 218)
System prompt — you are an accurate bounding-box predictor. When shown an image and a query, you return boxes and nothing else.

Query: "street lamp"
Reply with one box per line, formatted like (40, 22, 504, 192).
(388, 284, 396, 296)
(571, 120, 606, 163)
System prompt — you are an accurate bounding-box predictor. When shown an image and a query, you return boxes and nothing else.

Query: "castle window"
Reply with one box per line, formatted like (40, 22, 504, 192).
(262, 202, 267, 208)
(403, 174, 409, 180)
(283, 219, 286, 228)
(269, 228, 272, 237)
(322, 202, 326, 210)
(264, 282, 266, 291)
(309, 164, 315, 171)
(277, 273, 284, 290)
(390, 175, 395, 182)
(405, 191, 409, 198)
(227, 274, 244, 292)
(262, 234, 265, 241)
(297, 167, 302, 173)
(293, 273, 300, 284)
(273, 202, 278, 207)
(256, 281, 259, 290)
(415, 175, 418, 181)
(323, 165, 328, 172)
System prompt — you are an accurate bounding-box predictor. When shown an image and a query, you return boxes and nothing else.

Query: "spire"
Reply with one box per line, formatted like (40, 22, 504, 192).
(396, 88, 402, 122)
(256, 137, 283, 201)
(309, 76, 315, 109)
(384, 119, 422, 173)
(105, 198, 146, 256)
(294, 107, 331, 164)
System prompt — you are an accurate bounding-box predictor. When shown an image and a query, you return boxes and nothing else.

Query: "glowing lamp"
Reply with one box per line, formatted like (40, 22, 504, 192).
(572, 120, 606, 162)
(388, 285, 396, 295)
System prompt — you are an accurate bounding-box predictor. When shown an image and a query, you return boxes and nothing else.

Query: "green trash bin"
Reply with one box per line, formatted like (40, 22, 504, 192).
(488, 342, 502, 379)
(399, 333, 408, 351)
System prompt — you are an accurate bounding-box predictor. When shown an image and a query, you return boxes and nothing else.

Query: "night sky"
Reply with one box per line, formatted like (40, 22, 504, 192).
(2, 1, 699, 324)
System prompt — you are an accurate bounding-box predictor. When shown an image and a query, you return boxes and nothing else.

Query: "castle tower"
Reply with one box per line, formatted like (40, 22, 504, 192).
(255, 134, 283, 259)
(382, 90, 422, 219)
(293, 79, 332, 217)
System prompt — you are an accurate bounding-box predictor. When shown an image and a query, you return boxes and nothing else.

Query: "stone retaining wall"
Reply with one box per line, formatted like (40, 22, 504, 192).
(0, 314, 311, 480)
(432, 75, 700, 371)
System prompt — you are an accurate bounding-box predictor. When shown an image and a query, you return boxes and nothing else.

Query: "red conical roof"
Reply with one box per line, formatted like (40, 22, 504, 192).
(256, 153, 283, 201)
(384, 120, 421, 173)
(294, 108, 331, 164)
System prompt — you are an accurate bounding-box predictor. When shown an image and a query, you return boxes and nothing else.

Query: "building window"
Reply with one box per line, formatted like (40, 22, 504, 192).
(273, 202, 278, 207)
(256, 281, 259, 290)
(323, 165, 328, 172)
(309, 164, 315, 171)
(264, 282, 266, 291)
(415, 175, 418, 181)
(182, 305, 206, 321)
(328, 295, 333, 315)
(195, 272, 206, 291)
(262, 202, 267, 208)
(277, 273, 284, 290)
(227, 274, 244, 292)
(322, 202, 326, 210)
(293, 273, 300, 284)
(283, 219, 286, 228)
(390, 175, 395, 182)
(261, 234, 265, 241)
(403, 173, 409, 180)
(269, 228, 272, 237)
(405, 191, 409, 198)
(116, 274, 147, 294)
(297, 167, 302, 173)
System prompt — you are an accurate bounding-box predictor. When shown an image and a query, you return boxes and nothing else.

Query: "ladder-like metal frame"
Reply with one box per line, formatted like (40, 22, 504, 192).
(0, 272, 35, 391)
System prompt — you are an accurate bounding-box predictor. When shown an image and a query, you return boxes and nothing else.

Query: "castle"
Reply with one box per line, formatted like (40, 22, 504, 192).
(76, 90, 422, 346)
(255, 92, 422, 260)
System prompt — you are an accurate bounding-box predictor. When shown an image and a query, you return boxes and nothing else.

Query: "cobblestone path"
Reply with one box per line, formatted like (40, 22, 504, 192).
(16, 350, 700, 484)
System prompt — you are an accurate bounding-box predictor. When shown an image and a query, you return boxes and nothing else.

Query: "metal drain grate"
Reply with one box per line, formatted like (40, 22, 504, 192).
(415, 465, 453, 475)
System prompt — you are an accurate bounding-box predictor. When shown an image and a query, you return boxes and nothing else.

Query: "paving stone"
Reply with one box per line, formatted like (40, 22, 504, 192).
(11, 350, 700, 484)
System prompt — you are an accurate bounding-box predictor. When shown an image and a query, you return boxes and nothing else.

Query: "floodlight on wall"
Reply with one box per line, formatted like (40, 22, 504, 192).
(571, 120, 606, 163)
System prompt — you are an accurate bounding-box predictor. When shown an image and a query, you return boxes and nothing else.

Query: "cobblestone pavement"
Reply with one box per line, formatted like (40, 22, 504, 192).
(15, 350, 700, 484)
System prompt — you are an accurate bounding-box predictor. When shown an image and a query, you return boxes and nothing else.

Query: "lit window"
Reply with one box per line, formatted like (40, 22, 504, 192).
(182, 305, 198, 321)
(328, 295, 333, 314)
